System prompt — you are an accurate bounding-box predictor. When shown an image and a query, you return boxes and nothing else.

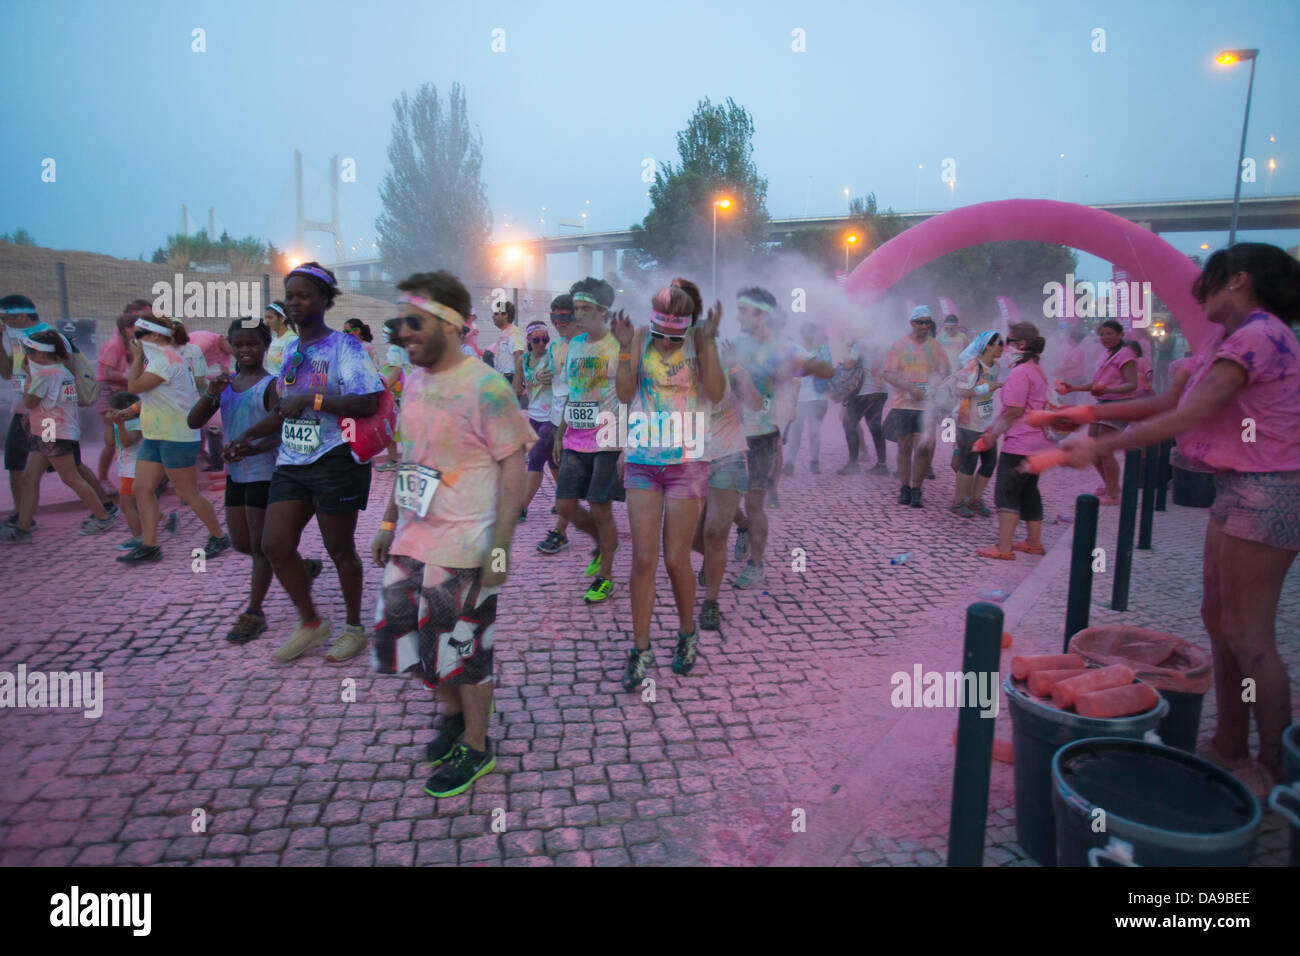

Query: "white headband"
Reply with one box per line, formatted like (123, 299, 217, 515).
(21, 337, 56, 353)
(134, 318, 173, 337)
(398, 293, 465, 330)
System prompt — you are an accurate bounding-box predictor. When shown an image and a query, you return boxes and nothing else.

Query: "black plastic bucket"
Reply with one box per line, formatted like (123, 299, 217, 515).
(1171, 466, 1215, 508)
(1004, 675, 1168, 865)
(1053, 737, 1261, 866)
(1156, 689, 1205, 753)
(1268, 724, 1300, 866)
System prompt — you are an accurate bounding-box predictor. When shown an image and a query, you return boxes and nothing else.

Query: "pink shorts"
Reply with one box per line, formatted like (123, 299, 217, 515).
(623, 460, 709, 499)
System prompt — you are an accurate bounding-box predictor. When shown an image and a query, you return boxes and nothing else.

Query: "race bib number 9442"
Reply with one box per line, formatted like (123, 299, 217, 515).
(394, 463, 441, 517)
(281, 418, 322, 455)
(566, 401, 598, 429)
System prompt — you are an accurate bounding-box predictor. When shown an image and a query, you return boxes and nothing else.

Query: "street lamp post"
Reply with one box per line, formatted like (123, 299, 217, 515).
(712, 197, 731, 295)
(1217, 48, 1259, 246)
(844, 233, 859, 272)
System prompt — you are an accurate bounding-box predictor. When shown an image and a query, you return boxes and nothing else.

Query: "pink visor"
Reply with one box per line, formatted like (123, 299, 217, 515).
(650, 309, 691, 333)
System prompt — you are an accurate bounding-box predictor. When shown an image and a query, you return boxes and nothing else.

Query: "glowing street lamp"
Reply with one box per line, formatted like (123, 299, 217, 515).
(712, 197, 733, 293)
(1216, 47, 1260, 246)
(844, 232, 859, 272)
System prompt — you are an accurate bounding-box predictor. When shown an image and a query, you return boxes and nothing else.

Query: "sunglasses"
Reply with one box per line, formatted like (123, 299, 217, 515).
(281, 346, 308, 386)
(133, 329, 150, 340)
(650, 330, 686, 343)
(528, 335, 549, 345)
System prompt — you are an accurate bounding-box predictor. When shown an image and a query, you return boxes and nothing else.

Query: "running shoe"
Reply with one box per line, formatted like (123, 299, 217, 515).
(79, 512, 119, 535)
(272, 619, 331, 662)
(118, 536, 143, 550)
(203, 534, 232, 559)
(584, 577, 614, 603)
(671, 630, 700, 675)
(620, 647, 655, 692)
(325, 623, 367, 663)
(102, 502, 120, 519)
(227, 611, 268, 644)
(164, 511, 178, 534)
(972, 499, 993, 517)
(537, 530, 569, 554)
(116, 543, 162, 563)
(836, 462, 860, 475)
(951, 500, 974, 519)
(897, 486, 912, 505)
(425, 740, 496, 798)
(0, 525, 33, 544)
(926, 467, 936, 479)
(869, 463, 890, 475)
(734, 560, 765, 589)
(810, 460, 820, 474)
(781, 462, 794, 476)
(584, 548, 602, 576)
(733, 529, 749, 561)
(910, 487, 924, 508)
(700, 598, 722, 631)
(422, 712, 467, 768)
(5, 514, 35, 529)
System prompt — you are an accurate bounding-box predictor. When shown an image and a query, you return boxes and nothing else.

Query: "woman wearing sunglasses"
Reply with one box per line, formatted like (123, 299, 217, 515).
(231, 262, 385, 664)
(610, 284, 725, 690)
(519, 320, 556, 523)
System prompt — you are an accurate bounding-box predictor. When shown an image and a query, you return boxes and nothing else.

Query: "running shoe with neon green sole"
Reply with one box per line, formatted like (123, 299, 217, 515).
(584, 548, 602, 576)
(584, 576, 614, 603)
(425, 740, 496, 798)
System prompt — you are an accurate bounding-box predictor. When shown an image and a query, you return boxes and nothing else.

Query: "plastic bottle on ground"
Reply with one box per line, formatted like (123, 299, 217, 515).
(979, 588, 1011, 602)
(890, 553, 913, 565)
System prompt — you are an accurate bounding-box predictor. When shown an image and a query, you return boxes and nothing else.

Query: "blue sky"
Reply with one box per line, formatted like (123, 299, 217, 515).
(3, 0, 1297, 285)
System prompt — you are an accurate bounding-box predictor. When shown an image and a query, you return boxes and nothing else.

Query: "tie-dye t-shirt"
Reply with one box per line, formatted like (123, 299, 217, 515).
(733, 336, 812, 437)
(274, 330, 385, 466)
(1176, 310, 1300, 473)
(562, 332, 620, 453)
(140, 344, 200, 442)
(627, 332, 707, 466)
(25, 362, 80, 441)
(955, 358, 1001, 429)
(219, 375, 278, 483)
(391, 357, 536, 568)
(522, 350, 553, 423)
(4, 327, 30, 415)
(884, 334, 950, 411)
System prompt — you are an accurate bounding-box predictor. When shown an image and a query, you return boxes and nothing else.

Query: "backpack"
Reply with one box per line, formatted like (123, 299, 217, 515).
(828, 361, 865, 404)
(68, 349, 100, 406)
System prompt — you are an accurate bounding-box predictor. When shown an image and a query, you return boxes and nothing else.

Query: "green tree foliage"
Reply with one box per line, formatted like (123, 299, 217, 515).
(0, 228, 37, 245)
(626, 97, 769, 283)
(157, 230, 281, 273)
(376, 82, 491, 284)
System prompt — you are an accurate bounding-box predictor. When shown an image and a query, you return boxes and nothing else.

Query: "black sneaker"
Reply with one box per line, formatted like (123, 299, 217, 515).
(897, 485, 912, 505)
(0, 524, 33, 544)
(6, 513, 35, 529)
(620, 646, 655, 692)
(117, 544, 162, 564)
(226, 611, 268, 644)
(869, 463, 890, 475)
(810, 460, 820, 474)
(837, 462, 861, 475)
(537, 530, 569, 554)
(422, 712, 467, 768)
(103, 501, 120, 519)
(424, 739, 496, 798)
(203, 534, 231, 559)
(910, 487, 924, 508)
(700, 598, 722, 632)
(672, 630, 700, 675)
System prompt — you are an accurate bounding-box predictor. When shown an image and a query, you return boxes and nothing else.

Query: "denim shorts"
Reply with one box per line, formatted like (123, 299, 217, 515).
(708, 450, 749, 492)
(623, 460, 709, 499)
(137, 438, 201, 469)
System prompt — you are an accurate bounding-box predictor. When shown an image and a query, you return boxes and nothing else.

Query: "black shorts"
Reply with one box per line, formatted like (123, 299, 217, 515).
(5, 415, 28, 472)
(955, 427, 997, 478)
(745, 431, 781, 492)
(555, 448, 621, 504)
(26, 436, 80, 459)
(994, 451, 1044, 522)
(882, 408, 926, 441)
(225, 479, 271, 509)
(267, 444, 372, 514)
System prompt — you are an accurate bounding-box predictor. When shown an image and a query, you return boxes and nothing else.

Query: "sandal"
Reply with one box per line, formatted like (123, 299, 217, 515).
(976, 546, 1015, 560)
(1012, 540, 1046, 555)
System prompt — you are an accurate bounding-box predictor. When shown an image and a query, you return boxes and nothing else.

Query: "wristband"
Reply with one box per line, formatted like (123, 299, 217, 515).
(379, 521, 396, 531)
(313, 393, 324, 411)
(131, 403, 141, 415)
(619, 352, 632, 361)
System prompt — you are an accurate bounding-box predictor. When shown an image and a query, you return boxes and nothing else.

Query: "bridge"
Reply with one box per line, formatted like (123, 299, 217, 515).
(331, 195, 1300, 290)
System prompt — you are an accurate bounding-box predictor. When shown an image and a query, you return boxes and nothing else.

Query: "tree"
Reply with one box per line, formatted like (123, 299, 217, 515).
(376, 82, 492, 284)
(158, 230, 278, 273)
(0, 228, 36, 245)
(626, 97, 769, 282)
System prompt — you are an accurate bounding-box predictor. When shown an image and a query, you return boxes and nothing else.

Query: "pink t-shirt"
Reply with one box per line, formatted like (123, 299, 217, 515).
(391, 357, 536, 568)
(1135, 355, 1154, 396)
(25, 362, 80, 441)
(189, 331, 233, 373)
(1092, 347, 1136, 400)
(1176, 310, 1300, 473)
(999, 361, 1054, 455)
(96, 333, 130, 386)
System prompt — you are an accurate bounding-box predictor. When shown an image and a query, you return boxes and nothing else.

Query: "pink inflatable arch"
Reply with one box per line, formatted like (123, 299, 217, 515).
(844, 199, 1211, 348)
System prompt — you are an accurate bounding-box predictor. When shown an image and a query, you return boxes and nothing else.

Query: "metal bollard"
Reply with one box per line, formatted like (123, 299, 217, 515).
(1111, 448, 1143, 611)
(1064, 494, 1100, 651)
(1138, 444, 1159, 550)
(1155, 439, 1172, 512)
(947, 601, 1004, 867)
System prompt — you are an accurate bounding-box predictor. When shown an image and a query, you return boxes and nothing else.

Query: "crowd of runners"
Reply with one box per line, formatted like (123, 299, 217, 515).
(1, 241, 1297, 796)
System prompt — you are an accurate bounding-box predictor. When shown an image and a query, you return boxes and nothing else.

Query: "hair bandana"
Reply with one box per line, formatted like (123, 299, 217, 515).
(21, 336, 56, 353)
(287, 264, 337, 288)
(572, 293, 604, 307)
(959, 330, 999, 366)
(267, 302, 285, 318)
(736, 296, 773, 314)
(399, 292, 464, 330)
